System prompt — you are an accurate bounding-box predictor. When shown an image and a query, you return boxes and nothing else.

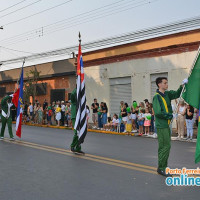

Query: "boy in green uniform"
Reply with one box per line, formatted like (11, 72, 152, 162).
(153, 77, 187, 176)
(70, 88, 84, 154)
(0, 94, 15, 141)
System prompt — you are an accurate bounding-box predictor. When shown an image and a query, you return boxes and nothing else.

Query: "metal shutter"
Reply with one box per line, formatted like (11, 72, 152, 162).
(110, 77, 131, 116)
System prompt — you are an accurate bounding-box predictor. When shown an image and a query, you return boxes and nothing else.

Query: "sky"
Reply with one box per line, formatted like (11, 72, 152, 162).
(0, 0, 200, 62)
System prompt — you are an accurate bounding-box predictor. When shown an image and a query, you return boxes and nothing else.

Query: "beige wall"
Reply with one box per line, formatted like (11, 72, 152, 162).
(85, 50, 197, 124)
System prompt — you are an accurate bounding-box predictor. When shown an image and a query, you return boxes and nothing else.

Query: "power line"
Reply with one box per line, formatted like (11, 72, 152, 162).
(0, 46, 34, 54)
(0, 0, 156, 46)
(0, 0, 42, 19)
(1, 14, 200, 65)
(0, 0, 131, 44)
(1, 0, 73, 26)
(0, 0, 27, 13)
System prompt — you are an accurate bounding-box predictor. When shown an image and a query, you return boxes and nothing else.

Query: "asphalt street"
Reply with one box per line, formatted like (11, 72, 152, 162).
(0, 124, 200, 200)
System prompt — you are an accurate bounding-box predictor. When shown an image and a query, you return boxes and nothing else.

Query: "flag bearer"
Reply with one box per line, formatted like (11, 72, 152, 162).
(70, 88, 84, 154)
(152, 77, 187, 177)
(0, 94, 15, 141)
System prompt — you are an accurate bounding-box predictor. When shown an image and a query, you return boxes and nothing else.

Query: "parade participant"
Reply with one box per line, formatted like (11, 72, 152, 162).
(153, 77, 188, 177)
(70, 88, 84, 154)
(0, 94, 15, 141)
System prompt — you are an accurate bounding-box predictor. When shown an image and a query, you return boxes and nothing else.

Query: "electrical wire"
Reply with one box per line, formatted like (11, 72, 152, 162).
(0, 0, 27, 13)
(1, 13, 200, 65)
(0, 46, 34, 54)
(1, 0, 73, 25)
(0, 0, 156, 46)
(0, 0, 42, 19)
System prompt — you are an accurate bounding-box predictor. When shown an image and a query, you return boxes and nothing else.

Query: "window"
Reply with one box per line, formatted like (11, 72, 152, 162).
(0, 87, 6, 97)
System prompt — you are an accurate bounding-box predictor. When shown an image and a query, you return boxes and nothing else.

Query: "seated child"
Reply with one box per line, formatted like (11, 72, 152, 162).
(105, 114, 119, 131)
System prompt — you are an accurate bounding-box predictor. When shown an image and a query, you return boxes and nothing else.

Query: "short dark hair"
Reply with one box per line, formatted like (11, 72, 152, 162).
(94, 98, 97, 101)
(156, 77, 168, 87)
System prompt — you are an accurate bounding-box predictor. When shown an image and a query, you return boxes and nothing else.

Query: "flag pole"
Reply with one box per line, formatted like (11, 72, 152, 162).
(15, 58, 25, 93)
(171, 45, 200, 124)
(79, 31, 81, 44)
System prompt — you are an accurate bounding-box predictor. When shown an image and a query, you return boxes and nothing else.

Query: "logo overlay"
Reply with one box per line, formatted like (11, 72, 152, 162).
(165, 167, 200, 186)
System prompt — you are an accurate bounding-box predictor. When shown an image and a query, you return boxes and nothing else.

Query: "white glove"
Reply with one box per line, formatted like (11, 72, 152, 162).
(9, 94, 14, 98)
(182, 78, 188, 85)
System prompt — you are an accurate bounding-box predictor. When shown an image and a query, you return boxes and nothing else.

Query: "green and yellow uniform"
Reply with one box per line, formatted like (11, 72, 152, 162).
(153, 86, 182, 171)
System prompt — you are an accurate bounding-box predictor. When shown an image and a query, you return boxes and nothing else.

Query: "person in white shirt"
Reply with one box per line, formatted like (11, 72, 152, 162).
(177, 100, 186, 139)
(138, 109, 145, 136)
(61, 101, 66, 126)
(105, 114, 119, 131)
(86, 105, 90, 128)
(28, 103, 33, 121)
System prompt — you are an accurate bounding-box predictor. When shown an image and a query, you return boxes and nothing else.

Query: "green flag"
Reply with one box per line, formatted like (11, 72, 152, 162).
(182, 52, 200, 109)
(182, 50, 200, 163)
(195, 109, 200, 164)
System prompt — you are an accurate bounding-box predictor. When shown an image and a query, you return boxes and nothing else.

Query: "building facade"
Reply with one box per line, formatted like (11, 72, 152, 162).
(0, 59, 76, 104)
(1, 29, 200, 122)
(83, 29, 200, 118)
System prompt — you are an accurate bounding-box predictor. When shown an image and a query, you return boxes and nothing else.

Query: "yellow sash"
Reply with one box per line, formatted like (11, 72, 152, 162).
(156, 93, 170, 125)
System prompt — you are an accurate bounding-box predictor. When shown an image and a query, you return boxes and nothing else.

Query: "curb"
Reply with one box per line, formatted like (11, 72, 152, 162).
(12, 121, 135, 136)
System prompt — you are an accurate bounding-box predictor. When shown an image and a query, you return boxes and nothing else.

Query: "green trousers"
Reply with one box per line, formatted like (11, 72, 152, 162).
(1, 116, 14, 138)
(70, 119, 81, 151)
(157, 127, 171, 171)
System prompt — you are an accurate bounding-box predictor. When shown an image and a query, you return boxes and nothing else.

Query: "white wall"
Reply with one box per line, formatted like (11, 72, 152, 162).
(85, 50, 197, 123)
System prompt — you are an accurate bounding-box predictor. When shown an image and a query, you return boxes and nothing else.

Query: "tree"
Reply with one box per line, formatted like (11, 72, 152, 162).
(24, 68, 41, 103)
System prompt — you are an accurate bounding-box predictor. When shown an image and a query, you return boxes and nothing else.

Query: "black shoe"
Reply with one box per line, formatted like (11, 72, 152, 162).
(157, 168, 172, 177)
(70, 147, 76, 152)
(75, 150, 85, 155)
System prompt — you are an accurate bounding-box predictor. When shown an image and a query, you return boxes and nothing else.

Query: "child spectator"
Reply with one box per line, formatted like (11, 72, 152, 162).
(101, 102, 108, 130)
(97, 102, 104, 129)
(47, 106, 53, 126)
(111, 114, 119, 132)
(138, 108, 145, 136)
(104, 117, 112, 131)
(131, 101, 137, 133)
(185, 104, 194, 140)
(126, 112, 132, 135)
(105, 114, 119, 131)
(144, 108, 151, 135)
(56, 105, 61, 126)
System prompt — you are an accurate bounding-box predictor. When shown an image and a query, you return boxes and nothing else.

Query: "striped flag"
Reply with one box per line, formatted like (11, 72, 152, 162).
(74, 39, 87, 144)
(16, 67, 24, 138)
